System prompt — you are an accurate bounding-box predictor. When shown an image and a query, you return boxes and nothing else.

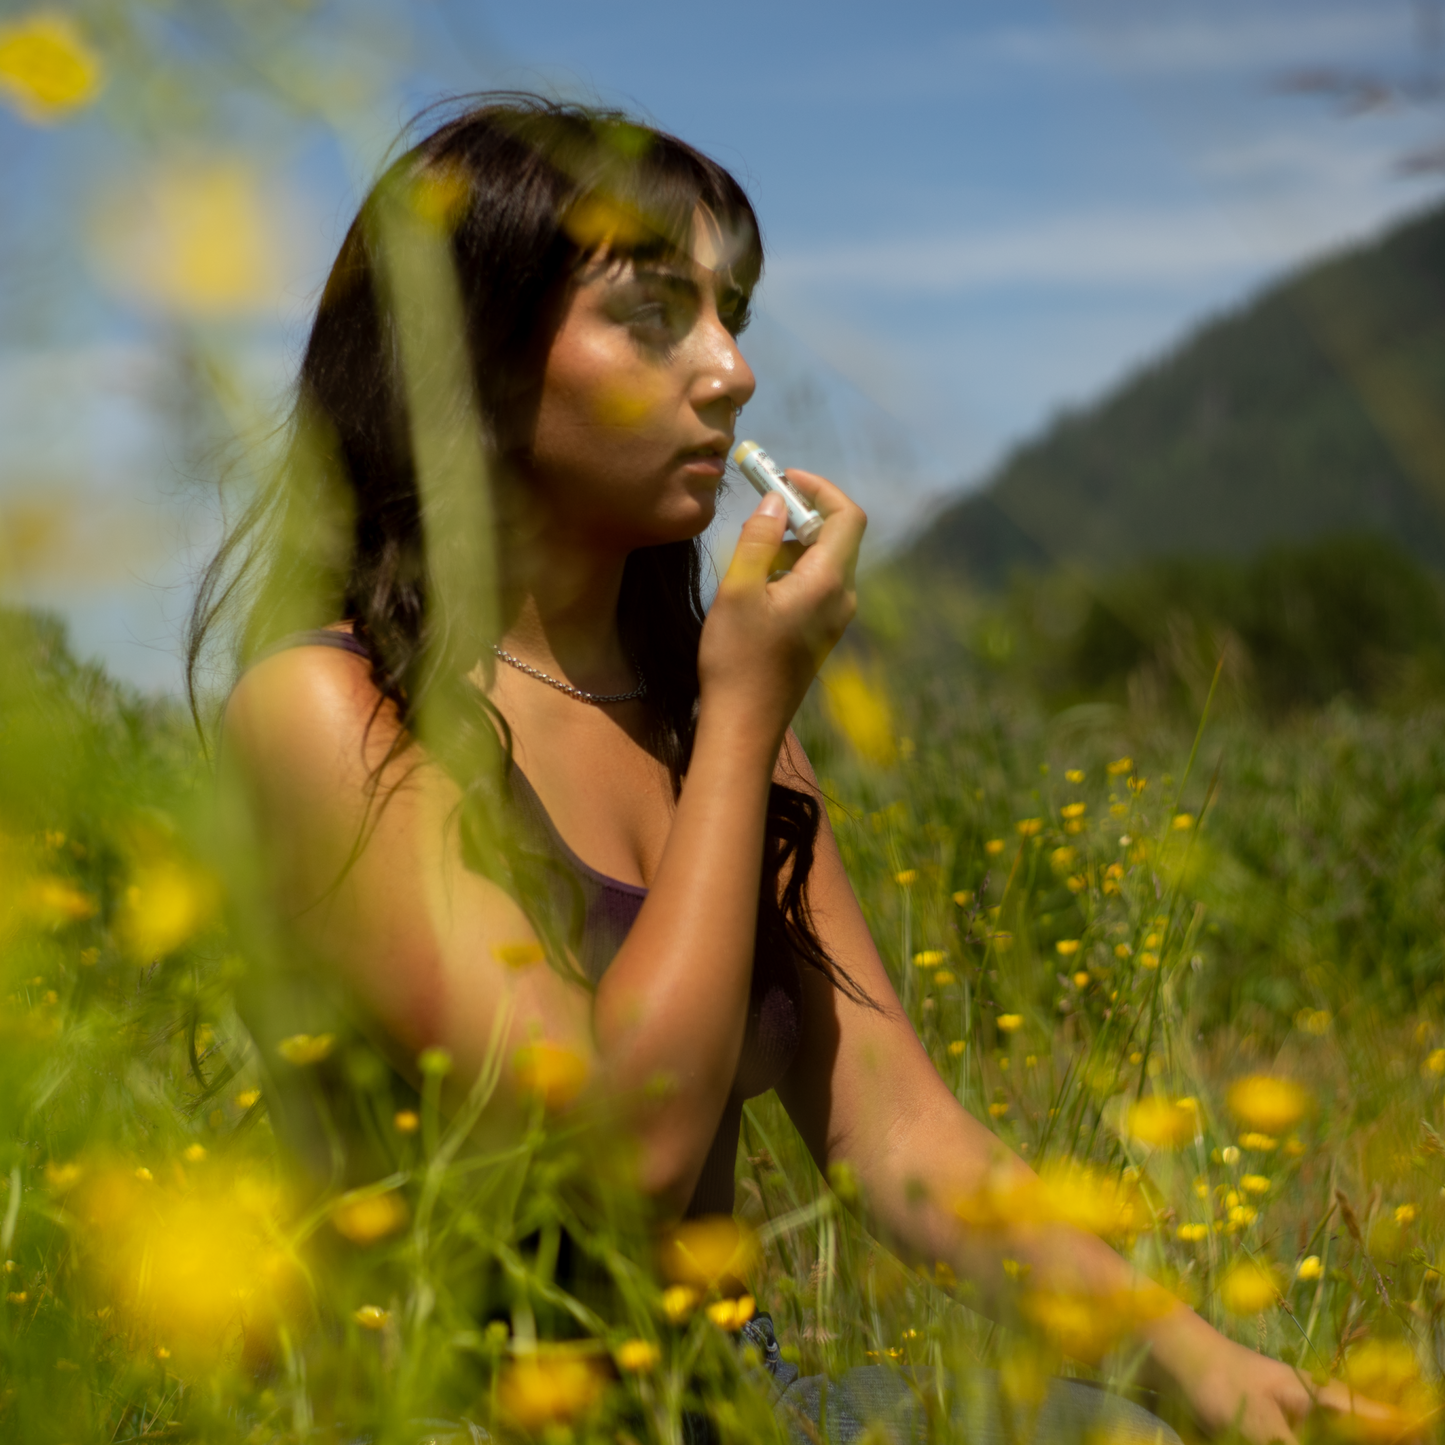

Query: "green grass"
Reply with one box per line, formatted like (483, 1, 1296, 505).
(2, 604, 1443, 1442)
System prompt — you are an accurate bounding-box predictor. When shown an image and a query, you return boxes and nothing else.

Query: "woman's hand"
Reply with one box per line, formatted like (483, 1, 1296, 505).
(698, 468, 865, 748)
(1147, 1305, 1419, 1443)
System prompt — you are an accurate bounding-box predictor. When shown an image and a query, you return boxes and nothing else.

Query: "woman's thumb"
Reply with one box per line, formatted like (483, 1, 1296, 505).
(723, 493, 787, 590)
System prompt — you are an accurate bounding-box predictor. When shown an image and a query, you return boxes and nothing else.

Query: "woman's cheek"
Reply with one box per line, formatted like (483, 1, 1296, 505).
(589, 372, 668, 431)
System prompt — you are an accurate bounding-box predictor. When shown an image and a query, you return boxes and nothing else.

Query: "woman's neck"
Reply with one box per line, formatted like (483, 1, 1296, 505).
(498, 529, 633, 688)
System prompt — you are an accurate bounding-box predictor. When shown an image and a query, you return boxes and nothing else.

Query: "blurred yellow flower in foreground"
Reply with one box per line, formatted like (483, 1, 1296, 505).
(1395, 1203, 1418, 1226)
(90, 162, 286, 317)
(393, 1109, 420, 1133)
(1239, 1132, 1277, 1152)
(997, 1014, 1023, 1032)
(1106, 757, 1133, 776)
(615, 1338, 660, 1372)
(1125, 1097, 1197, 1149)
(1426, 1048, 1445, 1076)
(22, 875, 96, 927)
(1342, 1339, 1437, 1424)
(821, 660, 896, 767)
(117, 858, 220, 962)
(894, 868, 917, 886)
(0, 13, 102, 124)
(660, 1217, 756, 1288)
(948, 1040, 967, 1056)
(491, 939, 545, 969)
(46, 1160, 83, 1193)
(1226, 1076, 1310, 1134)
(1219, 1260, 1277, 1315)
(952, 889, 973, 906)
(1065, 769, 1085, 783)
(1297, 1255, 1323, 1281)
(661, 1284, 699, 1323)
(954, 1161, 1145, 1242)
(512, 1041, 588, 1110)
(913, 949, 945, 967)
(1016, 818, 1042, 837)
(1021, 1285, 1171, 1358)
(277, 1034, 335, 1066)
(498, 1351, 607, 1432)
(1061, 803, 1086, 820)
(331, 1187, 409, 1245)
(706, 1294, 756, 1331)
(1177, 1223, 1209, 1242)
(1171, 813, 1194, 830)
(73, 1164, 299, 1356)
(1073, 971, 1090, 989)
(1240, 1175, 1270, 1196)
(353, 1304, 390, 1330)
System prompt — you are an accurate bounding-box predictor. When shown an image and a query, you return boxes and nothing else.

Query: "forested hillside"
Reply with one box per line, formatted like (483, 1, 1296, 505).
(908, 199, 1445, 585)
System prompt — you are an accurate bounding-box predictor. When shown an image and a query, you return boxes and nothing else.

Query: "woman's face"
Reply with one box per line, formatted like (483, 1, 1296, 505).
(521, 208, 757, 552)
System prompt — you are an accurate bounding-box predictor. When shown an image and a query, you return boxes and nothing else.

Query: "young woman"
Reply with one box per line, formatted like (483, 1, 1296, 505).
(197, 97, 1399, 1443)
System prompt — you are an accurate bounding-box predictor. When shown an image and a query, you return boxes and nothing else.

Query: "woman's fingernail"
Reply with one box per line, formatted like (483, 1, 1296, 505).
(758, 493, 786, 518)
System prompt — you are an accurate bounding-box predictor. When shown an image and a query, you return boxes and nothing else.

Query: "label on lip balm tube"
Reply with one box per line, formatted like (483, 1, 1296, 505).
(732, 440, 825, 546)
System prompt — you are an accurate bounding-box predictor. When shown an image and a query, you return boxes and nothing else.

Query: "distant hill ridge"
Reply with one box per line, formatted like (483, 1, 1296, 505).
(907, 199, 1445, 586)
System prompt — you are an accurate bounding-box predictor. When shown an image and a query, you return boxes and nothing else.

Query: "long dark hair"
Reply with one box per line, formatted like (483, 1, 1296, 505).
(188, 94, 872, 1005)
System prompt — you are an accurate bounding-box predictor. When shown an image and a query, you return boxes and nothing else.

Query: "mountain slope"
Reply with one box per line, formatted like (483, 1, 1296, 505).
(907, 199, 1445, 586)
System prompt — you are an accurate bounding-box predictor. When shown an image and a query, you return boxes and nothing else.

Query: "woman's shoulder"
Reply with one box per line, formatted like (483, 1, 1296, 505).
(222, 628, 405, 798)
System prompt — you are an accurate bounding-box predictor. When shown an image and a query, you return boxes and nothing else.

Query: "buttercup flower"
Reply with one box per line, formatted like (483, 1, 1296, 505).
(0, 13, 103, 124)
(1226, 1076, 1310, 1133)
(1219, 1260, 1277, 1315)
(616, 1338, 660, 1372)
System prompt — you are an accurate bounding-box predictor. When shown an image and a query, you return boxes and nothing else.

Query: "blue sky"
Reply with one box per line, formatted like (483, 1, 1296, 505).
(3, 0, 1443, 689)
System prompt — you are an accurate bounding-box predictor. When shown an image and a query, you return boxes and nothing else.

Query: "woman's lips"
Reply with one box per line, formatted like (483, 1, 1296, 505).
(678, 452, 726, 477)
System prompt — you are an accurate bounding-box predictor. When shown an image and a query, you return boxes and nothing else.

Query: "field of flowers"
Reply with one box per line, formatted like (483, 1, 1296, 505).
(3, 598, 1444, 1443)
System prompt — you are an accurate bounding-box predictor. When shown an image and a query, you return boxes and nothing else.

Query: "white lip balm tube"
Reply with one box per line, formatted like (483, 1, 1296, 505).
(732, 440, 825, 546)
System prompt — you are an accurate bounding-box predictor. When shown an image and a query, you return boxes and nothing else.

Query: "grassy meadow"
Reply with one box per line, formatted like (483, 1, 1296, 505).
(2, 581, 1444, 1444)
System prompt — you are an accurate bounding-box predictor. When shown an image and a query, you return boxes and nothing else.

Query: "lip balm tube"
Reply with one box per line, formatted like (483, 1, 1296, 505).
(733, 440, 825, 546)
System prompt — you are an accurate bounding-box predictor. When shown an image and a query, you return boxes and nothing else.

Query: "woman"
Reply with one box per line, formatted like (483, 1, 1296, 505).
(196, 97, 1397, 1443)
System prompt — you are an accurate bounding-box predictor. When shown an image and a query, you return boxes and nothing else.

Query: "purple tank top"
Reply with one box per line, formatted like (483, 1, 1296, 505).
(272, 628, 803, 1217)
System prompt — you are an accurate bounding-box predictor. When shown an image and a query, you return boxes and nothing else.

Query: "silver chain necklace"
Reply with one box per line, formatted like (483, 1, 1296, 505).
(491, 645, 647, 705)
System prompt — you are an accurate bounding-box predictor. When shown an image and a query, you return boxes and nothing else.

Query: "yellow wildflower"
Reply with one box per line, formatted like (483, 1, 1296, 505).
(331, 1188, 409, 1245)
(1219, 1260, 1277, 1314)
(1240, 1175, 1270, 1196)
(1126, 1097, 1197, 1149)
(235, 1088, 261, 1110)
(952, 890, 973, 907)
(1239, 1133, 1277, 1152)
(45, 1161, 83, 1193)
(1050, 846, 1077, 872)
(0, 13, 103, 124)
(894, 868, 917, 885)
(116, 858, 219, 962)
(353, 1304, 390, 1330)
(1139, 952, 1160, 969)
(821, 661, 897, 766)
(1106, 757, 1133, 776)
(1296, 1256, 1323, 1282)
(1060, 802, 1086, 820)
(498, 1352, 606, 1431)
(1066, 874, 1086, 892)
(1226, 1076, 1310, 1133)
(1072, 971, 1090, 988)
(913, 949, 945, 967)
(988, 1102, 1009, 1118)
(1016, 818, 1042, 838)
(984, 839, 1005, 856)
(1283, 1137, 1306, 1157)
(1427, 1049, 1445, 1076)
(276, 1033, 335, 1066)
(616, 1338, 660, 1372)
(1395, 1203, 1418, 1226)
(393, 1109, 420, 1133)
(491, 939, 545, 969)
(997, 1014, 1023, 1032)
(1055, 939, 1081, 957)
(1065, 769, 1084, 783)
(933, 969, 956, 986)
(1220, 1145, 1241, 1164)
(512, 1041, 588, 1109)
(182, 1144, 207, 1164)
(1171, 813, 1194, 830)
(661, 1284, 699, 1323)
(1177, 1223, 1209, 1242)
(661, 1217, 756, 1288)
(134, 1167, 152, 1182)
(706, 1294, 756, 1331)
(24, 875, 97, 926)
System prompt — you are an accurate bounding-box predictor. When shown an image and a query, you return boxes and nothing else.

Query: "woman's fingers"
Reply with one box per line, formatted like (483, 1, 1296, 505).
(1314, 1379, 1425, 1438)
(782, 466, 867, 587)
(721, 492, 788, 593)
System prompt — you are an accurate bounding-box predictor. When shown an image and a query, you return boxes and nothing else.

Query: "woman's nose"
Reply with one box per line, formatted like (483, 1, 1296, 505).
(691, 319, 756, 420)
